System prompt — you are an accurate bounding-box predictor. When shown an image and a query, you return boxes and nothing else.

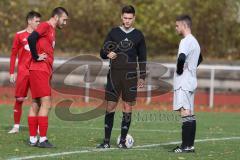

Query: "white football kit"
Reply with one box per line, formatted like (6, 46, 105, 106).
(173, 34, 201, 113)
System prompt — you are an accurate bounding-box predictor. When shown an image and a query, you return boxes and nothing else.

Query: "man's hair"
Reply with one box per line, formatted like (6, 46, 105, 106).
(176, 15, 192, 28)
(51, 7, 68, 17)
(26, 11, 41, 22)
(122, 5, 135, 15)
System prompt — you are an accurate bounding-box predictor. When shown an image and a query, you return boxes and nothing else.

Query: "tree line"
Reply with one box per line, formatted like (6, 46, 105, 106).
(0, 0, 240, 59)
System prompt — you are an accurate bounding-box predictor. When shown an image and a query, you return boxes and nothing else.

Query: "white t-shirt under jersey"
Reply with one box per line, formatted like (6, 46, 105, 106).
(173, 34, 201, 91)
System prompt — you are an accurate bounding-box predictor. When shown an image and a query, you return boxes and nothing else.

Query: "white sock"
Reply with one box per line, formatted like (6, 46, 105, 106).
(39, 137, 47, 143)
(30, 136, 38, 143)
(14, 124, 20, 129)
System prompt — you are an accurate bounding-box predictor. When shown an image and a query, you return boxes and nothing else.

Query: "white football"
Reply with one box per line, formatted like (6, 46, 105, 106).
(117, 134, 134, 148)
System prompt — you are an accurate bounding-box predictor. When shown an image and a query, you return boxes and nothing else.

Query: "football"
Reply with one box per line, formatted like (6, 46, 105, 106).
(117, 134, 134, 148)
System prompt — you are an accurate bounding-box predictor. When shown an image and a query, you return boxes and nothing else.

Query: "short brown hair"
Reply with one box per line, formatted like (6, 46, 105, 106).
(176, 15, 192, 28)
(51, 7, 68, 17)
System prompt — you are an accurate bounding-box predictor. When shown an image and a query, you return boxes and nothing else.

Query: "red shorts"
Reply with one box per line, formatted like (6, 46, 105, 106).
(29, 70, 51, 98)
(15, 75, 30, 97)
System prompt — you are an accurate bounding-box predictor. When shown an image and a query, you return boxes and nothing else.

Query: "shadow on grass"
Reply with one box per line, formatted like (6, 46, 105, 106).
(162, 144, 178, 151)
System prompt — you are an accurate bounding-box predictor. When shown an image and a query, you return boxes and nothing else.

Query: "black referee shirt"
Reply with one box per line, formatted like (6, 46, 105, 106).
(100, 27, 147, 79)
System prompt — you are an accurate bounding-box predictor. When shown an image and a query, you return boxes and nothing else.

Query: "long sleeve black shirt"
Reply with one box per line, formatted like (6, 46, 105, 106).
(100, 27, 147, 79)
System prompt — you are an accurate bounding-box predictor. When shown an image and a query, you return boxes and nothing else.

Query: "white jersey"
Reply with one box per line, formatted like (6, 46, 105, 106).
(173, 34, 201, 91)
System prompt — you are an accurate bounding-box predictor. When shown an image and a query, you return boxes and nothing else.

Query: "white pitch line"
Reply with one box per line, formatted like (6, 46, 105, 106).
(133, 136, 240, 148)
(7, 136, 240, 160)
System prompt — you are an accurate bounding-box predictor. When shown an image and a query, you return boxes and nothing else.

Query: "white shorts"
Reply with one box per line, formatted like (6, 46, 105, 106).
(173, 88, 195, 113)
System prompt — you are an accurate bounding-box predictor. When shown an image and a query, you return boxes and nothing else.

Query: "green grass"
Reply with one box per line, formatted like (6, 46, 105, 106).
(0, 104, 240, 160)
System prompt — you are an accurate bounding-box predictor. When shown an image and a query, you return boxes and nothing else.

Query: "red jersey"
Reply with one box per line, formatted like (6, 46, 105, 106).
(29, 22, 56, 74)
(9, 30, 31, 75)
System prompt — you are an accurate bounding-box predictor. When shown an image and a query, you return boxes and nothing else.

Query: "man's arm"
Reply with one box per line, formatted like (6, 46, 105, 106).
(176, 53, 186, 75)
(137, 33, 147, 80)
(100, 30, 115, 59)
(9, 33, 20, 83)
(27, 31, 40, 61)
(9, 34, 19, 75)
(197, 53, 203, 67)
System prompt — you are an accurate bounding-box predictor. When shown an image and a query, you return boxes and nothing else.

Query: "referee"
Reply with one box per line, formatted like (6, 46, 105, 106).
(97, 5, 147, 149)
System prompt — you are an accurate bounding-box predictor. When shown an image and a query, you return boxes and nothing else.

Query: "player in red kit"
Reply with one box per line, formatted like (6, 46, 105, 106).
(8, 11, 41, 134)
(27, 7, 68, 148)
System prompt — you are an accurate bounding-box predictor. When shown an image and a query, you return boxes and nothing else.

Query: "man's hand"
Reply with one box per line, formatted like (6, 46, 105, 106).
(137, 78, 145, 88)
(10, 74, 16, 83)
(107, 51, 117, 59)
(37, 53, 47, 61)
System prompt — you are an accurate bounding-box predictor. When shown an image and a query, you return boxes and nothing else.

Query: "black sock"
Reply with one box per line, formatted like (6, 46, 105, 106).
(190, 116, 196, 147)
(120, 112, 132, 142)
(181, 116, 194, 148)
(104, 111, 115, 143)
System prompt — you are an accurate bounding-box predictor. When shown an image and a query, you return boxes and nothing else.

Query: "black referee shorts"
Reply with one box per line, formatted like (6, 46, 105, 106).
(105, 69, 137, 103)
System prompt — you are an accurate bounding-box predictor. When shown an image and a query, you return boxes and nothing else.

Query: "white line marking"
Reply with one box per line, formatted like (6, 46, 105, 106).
(7, 136, 240, 160)
(134, 137, 240, 148)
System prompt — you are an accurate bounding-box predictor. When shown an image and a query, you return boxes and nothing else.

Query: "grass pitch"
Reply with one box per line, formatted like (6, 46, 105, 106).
(0, 104, 239, 160)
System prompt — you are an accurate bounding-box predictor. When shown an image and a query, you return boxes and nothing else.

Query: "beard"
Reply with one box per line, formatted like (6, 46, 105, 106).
(57, 23, 64, 29)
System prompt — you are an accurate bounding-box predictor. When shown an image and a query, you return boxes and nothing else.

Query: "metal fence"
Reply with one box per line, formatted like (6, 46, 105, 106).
(1, 57, 240, 108)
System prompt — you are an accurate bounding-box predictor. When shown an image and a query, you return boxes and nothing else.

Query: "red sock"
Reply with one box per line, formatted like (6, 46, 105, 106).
(28, 116, 38, 136)
(38, 116, 48, 137)
(14, 101, 23, 124)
